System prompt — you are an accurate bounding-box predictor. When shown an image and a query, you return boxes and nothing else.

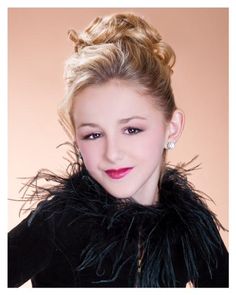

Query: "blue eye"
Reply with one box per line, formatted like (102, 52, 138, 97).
(83, 133, 101, 140)
(124, 127, 143, 135)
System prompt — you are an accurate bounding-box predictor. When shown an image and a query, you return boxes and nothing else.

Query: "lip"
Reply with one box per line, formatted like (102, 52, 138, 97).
(105, 167, 133, 179)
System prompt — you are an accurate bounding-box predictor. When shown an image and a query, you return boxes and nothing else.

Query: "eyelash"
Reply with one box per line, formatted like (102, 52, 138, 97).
(82, 127, 143, 141)
(124, 127, 143, 135)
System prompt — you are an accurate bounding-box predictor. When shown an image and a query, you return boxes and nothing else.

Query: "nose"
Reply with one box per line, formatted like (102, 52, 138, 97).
(104, 136, 123, 163)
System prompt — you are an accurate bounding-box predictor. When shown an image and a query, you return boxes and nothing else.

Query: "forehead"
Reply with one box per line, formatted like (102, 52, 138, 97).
(72, 79, 162, 121)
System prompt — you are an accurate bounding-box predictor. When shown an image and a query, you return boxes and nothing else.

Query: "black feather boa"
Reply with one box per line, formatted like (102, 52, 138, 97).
(22, 155, 225, 287)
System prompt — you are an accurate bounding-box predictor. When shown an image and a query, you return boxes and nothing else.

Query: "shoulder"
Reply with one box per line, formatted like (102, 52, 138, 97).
(160, 166, 228, 285)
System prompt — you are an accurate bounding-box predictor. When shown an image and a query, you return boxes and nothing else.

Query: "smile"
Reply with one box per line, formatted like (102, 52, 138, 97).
(105, 167, 133, 179)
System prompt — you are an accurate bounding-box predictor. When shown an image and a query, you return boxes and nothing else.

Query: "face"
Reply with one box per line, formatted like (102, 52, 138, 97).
(72, 79, 169, 205)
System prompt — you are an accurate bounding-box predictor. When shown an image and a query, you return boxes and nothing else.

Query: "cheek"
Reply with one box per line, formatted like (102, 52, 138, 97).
(133, 128, 166, 159)
(149, 131, 166, 154)
(77, 141, 101, 170)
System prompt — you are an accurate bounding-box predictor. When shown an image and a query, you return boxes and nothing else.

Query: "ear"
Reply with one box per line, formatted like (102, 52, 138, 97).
(165, 109, 185, 149)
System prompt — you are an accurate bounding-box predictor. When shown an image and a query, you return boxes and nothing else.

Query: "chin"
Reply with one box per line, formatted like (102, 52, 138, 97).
(103, 185, 136, 199)
(110, 192, 132, 199)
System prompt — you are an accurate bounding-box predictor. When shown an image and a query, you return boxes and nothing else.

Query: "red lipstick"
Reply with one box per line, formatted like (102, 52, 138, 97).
(105, 167, 133, 179)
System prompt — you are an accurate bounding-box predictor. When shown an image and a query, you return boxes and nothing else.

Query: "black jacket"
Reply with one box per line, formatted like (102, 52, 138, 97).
(8, 165, 229, 287)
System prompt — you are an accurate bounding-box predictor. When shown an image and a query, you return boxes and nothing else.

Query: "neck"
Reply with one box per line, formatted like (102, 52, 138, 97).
(132, 186, 159, 206)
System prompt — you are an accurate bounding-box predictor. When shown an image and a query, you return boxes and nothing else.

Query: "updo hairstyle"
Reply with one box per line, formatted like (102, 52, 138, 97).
(59, 12, 177, 138)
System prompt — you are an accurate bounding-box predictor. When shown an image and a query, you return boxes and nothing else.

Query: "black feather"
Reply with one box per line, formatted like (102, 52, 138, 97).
(18, 145, 226, 287)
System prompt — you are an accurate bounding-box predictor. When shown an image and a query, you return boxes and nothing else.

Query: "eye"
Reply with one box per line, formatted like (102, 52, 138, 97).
(124, 127, 143, 135)
(82, 133, 101, 140)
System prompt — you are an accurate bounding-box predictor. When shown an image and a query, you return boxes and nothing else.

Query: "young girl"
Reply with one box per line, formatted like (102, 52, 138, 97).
(8, 12, 228, 288)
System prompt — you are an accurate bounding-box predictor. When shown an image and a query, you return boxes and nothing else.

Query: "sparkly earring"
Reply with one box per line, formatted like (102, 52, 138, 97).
(166, 141, 175, 150)
(78, 152, 83, 166)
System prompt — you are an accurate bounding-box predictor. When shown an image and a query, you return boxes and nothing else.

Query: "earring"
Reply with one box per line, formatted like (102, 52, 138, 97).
(166, 141, 175, 150)
(78, 152, 83, 165)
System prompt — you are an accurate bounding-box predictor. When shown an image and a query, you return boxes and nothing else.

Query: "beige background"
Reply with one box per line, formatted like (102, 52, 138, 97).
(8, 8, 228, 286)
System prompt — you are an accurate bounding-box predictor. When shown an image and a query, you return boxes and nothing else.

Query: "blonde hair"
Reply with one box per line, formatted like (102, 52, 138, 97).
(58, 12, 177, 140)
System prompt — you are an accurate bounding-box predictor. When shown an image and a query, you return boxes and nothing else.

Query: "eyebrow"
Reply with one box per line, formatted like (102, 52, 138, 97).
(77, 116, 147, 129)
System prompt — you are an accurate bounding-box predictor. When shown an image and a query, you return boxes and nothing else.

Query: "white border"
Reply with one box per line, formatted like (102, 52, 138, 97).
(1, 0, 235, 293)
(4, 0, 233, 8)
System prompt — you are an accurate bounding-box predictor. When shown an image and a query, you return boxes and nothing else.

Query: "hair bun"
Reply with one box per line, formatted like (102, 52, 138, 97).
(81, 13, 162, 49)
(61, 13, 177, 140)
(70, 13, 175, 71)
(68, 29, 88, 53)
